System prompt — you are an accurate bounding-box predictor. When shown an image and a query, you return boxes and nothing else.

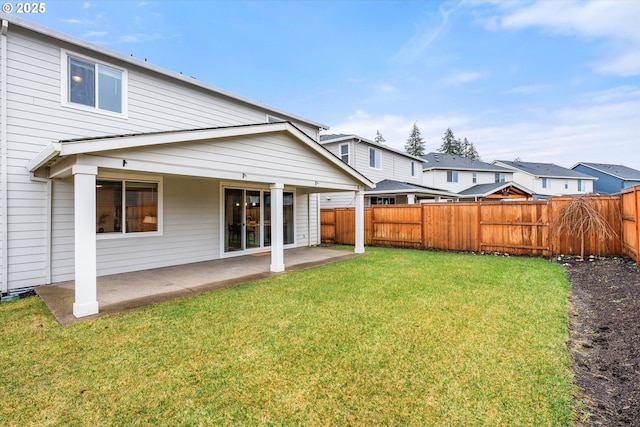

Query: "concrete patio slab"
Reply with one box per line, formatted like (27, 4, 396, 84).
(36, 246, 359, 325)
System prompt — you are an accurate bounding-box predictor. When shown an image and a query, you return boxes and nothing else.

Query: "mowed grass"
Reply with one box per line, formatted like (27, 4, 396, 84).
(0, 248, 574, 426)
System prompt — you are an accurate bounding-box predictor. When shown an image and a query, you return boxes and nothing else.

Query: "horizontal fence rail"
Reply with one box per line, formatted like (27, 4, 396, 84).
(321, 186, 640, 264)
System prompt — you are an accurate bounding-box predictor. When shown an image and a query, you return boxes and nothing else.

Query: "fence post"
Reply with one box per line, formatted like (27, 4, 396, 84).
(476, 200, 482, 252)
(636, 187, 640, 265)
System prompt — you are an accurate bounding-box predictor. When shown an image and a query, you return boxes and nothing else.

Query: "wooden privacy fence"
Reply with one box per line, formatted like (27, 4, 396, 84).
(321, 187, 640, 264)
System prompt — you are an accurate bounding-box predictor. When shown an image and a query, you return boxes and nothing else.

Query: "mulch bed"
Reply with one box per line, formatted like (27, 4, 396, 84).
(563, 256, 640, 426)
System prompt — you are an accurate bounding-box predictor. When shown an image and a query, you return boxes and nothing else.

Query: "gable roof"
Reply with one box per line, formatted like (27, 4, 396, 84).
(28, 121, 374, 188)
(365, 179, 458, 198)
(572, 162, 640, 181)
(494, 160, 595, 180)
(319, 134, 424, 162)
(457, 181, 533, 198)
(2, 13, 328, 131)
(421, 152, 511, 172)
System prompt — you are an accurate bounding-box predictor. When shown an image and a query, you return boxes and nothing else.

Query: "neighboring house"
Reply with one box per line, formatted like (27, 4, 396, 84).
(421, 152, 524, 197)
(320, 134, 452, 206)
(0, 15, 373, 317)
(493, 160, 595, 197)
(457, 182, 533, 202)
(571, 162, 640, 194)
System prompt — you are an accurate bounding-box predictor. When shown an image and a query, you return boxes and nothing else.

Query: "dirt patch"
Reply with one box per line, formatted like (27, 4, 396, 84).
(563, 256, 640, 426)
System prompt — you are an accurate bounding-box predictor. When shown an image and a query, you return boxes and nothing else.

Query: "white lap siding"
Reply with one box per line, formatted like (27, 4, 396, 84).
(2, 23, 323, 290)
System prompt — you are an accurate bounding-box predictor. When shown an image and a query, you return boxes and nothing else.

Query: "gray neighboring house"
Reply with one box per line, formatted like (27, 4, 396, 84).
(493, 160, 595, 198)
(320, 135, 456, 206)
(571, 162, 640, 194)
(421, 152, 531, 200)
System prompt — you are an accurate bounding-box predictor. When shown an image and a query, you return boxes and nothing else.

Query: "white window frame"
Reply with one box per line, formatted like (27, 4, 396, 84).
(495, 173, 505, 183)
(411, 161, 418, 177)
(219, 183, 297, 257)
(447, 170, 459, 183)
(542, 177, 550, 189)
(61, 50, 128, 118)
(472, 172, 477, 183)
(369, 147, 382, 169)
(95, 172, 163, 240)
(578, 179, 585, 192)
(339, 143, 350, 164)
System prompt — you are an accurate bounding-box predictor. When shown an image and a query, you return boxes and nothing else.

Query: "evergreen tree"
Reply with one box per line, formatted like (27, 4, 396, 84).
(461, 137, 480, 160)
(438, 128, 462, 155)
(404, 122, 426, 157)
(374, 130, 386, 144)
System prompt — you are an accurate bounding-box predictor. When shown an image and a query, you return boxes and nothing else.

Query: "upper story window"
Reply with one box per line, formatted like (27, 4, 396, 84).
(411, 161, 418, 177)
(63, 51, 127, 115)
(472, 172, 477, 183)
(542, 178, 550, 189)
(339, 143, 350, 164)
(447, 170, 459, 183)
(369, 147, 381, 169)
(495, 173, 506, 183)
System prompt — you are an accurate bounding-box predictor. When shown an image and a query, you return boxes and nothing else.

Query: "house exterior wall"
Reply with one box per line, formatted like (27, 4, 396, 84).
(320, 139, 420, 208)
(510, 171, 593, 196)
(0, 19, 330, 291)
(422, 170, 513, 193)
(572, 164, 634, 194)
(323, 140, 421, 184)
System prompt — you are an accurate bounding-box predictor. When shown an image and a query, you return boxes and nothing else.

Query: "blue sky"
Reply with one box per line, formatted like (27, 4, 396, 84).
(17, 0, 640, 169)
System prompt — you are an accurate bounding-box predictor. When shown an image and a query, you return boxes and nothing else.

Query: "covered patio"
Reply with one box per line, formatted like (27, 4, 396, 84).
(36, 246, 359, 325)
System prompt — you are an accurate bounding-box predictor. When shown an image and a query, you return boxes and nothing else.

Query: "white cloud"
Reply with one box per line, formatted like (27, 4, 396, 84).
(84, 31, 108, 37)
(62, 18, 81, 24)
(82, 2, 95, 9)
(494, 0, 640, 76)
(393, 5, 456, 63)
(328, 110, 469, 151)
(505, 84, 550, 95)
(441, 70, 488, 85)
(328, 95, 640, 170)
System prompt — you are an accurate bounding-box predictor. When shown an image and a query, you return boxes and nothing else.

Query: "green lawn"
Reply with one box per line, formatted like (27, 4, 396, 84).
(0, 248, 575, 426)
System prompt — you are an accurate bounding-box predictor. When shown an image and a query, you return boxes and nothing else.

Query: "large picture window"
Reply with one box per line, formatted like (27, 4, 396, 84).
(96, 180, 158, 234)
(65, 52, 125, 114)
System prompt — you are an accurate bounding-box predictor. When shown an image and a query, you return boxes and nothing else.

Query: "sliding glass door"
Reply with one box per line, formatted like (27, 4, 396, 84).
(224, 188, 294, 253)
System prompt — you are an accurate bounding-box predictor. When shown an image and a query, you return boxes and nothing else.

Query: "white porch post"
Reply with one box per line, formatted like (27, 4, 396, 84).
(407, 194, 416, 204)
(72, 165, 99, 317)
(270, 183, 285, 272)
(355, 190, 365, 254)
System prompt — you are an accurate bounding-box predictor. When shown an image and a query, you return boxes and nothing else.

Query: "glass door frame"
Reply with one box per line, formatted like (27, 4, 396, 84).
(222, 185, 296, 256)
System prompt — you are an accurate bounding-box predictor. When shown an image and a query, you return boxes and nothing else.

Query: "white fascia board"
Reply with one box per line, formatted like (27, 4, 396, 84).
(59, 123, 288, 156)
(2, 13, 327, 131)
(285, 124, 374, 189)
(26, 142, 61, 172)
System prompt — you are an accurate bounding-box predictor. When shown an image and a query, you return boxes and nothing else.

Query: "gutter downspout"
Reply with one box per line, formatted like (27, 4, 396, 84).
(1, 20, 8, 293)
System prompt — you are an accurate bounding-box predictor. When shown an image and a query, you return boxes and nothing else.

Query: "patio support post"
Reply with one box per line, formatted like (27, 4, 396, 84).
(407, 194, 416, 204)
(270, 183, 285, 272)
(355, 190, 365, 254)
(72, 165, 99, 317)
